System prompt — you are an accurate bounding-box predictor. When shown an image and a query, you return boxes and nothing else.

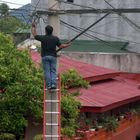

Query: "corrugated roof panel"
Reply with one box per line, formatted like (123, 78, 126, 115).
(31, 51, 140, 112)
(59, 56, 119, 79)
(77, 79, 140, 109)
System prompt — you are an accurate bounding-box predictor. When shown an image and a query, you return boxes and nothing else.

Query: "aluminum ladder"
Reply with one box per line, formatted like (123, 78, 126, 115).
(43, 74, 61, 140)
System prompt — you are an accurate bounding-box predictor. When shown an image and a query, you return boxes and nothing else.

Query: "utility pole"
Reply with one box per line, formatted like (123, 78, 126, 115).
(48, 0, 60, 36)
(43, 0, 61, 140)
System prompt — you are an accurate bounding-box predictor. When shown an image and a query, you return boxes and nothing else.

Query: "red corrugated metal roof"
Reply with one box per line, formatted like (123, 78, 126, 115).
(59, 56, 121, 81)
(31, 51, 140, 112)
(31, 52, 121, 81)
(120, 73, 140, 83)
(31, 51, 40, 65)
(77, 79, 140, 112)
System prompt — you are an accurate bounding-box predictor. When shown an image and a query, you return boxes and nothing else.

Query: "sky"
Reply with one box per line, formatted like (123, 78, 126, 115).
(0, 0, 31, 8)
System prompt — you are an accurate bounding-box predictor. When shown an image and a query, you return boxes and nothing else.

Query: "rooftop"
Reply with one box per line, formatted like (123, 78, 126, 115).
(61, 40, 130, 53)
(31, 51, 140, 112)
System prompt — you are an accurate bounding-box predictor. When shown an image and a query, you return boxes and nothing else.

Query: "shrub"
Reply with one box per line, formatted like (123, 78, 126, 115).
(61, 69, 89, 89)
(0, 133, 16, 140)
(33, 134, 43, 140)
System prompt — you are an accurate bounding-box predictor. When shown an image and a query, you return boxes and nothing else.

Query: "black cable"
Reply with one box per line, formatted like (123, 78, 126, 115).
(61, 21, 96, 40)
(104, 0, 140, 34)
(58, 0, 96, 9)
(90, 31, 140, 45)
(61, 19, 140, 45)
(57, 0, 107, 14)
(60, 20, 128, 51)
(57, 13, 110, 52)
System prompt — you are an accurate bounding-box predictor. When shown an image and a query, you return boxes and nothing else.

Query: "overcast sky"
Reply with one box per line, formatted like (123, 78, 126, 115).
(0, 0, 31, 8)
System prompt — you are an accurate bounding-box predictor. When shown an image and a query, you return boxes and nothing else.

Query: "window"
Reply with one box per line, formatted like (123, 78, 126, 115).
(67, 0, 74, 3)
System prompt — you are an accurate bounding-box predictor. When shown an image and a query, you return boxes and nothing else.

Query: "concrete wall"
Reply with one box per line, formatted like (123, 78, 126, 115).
(31, 0, 140, 53)
(111, 119, 140, 140)
(62, 52, 140, 73)
(60, 0, 140, 53)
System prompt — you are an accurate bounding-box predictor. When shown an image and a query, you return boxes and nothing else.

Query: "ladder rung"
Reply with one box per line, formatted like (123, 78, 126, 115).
(45, 135, 60, 138)
(45, 112, 59, 114)
(46, 123, 58, 126)
(45, 100, 59, 103)
(45, 89, 59, 92)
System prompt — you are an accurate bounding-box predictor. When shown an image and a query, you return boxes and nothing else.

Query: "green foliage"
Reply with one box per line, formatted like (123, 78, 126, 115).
(61, 127, 76, 138)
(61, 95, 81, 137)
(0, 33, 89, 138)
(0, 3, 9, 17)
(61, 69, 89, 137)
(0, 3, 25, 34)
(61, 68, 89, 89)
(33, 134, 43, 140)
(0, 133, 15, 140)
(0, 33, 43, 137)
(0, 16, 24, 34)
(101, 116, 119, 132)
(135, 104, 140, 115)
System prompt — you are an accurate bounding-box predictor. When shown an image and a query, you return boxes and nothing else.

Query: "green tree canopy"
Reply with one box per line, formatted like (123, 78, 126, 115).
(0, 3, 9, 18)
(0, 16, 24, 34)
(0, 33, 89, 139)
(0, 33, 43, 139)
(0, 3, 26, 34)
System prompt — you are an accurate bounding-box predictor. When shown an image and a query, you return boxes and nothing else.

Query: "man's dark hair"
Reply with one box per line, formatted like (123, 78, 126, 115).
(45, 25, 53, 35)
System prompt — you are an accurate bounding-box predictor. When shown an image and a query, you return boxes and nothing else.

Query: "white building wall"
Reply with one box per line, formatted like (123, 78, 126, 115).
(31, 0, 140, 53)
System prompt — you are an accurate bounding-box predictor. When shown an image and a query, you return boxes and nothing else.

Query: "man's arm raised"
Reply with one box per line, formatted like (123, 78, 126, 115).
(31, 23, 37, 37)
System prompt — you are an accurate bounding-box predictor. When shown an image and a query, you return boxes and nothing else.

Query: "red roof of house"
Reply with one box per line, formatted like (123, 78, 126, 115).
(31, 51, 140, 112)
(59, 56, 122, 82)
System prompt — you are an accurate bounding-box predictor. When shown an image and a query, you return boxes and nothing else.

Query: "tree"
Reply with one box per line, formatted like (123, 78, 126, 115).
(0, 16, 24, 34)
(0, 33, 89, 139)
(0, 3, 26, 34)
(0, 33, 43, 139)
(61, 69, 89, 137)
(0, 3, 9, 18)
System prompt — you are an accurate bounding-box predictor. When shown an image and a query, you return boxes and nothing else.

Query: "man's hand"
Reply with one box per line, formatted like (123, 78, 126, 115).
(60, 41, 71, 49)
(32, 22, 36, 28)
(31, 22, 37, 37)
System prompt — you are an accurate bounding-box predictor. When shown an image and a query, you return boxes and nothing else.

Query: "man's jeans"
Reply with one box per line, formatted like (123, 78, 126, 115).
(42, 56, 57, 88)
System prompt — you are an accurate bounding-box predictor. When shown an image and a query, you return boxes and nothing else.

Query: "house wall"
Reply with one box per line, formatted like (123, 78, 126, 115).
(62, 52, 140, 73)
(25, 117, 140, 140)
(110, 119, 140, 140)
(31, 0, 140, 53)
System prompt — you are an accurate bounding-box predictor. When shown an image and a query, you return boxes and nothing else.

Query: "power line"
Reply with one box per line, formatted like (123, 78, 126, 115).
(57, 13, 110, 52)
(104, 0, 140, 34)
(60, 20, 129, 52)
(69, 23, 140, 45)
(57, 0, 106, 14)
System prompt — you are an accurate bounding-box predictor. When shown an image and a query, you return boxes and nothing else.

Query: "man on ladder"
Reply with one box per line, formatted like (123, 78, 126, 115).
(32, 23, 70, 89)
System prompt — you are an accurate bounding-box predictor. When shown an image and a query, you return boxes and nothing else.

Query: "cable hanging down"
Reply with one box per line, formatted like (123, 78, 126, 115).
(56, 13, 110, 52)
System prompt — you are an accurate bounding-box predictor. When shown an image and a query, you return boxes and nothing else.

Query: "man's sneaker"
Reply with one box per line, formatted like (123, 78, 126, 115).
(51, 85, 57, 89)
(47, 86, 51, 90)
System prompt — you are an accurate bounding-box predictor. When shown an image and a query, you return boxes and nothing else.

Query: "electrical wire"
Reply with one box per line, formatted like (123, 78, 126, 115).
(37, 15, 140, 45)
(104, 0, 140, 34)
(62, 20, 140, 45)
(57, 0, 108, 14)
(7, 0, 140, 47)
(60, 20, 130, 51)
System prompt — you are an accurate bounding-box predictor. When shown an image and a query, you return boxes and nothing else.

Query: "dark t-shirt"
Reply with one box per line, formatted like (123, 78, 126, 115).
(34, 35, 61, 57)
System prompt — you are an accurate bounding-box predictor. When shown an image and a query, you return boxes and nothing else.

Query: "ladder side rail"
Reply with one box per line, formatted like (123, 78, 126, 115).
(43, 80, 47, 140)
(58, 74, 61, 140)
